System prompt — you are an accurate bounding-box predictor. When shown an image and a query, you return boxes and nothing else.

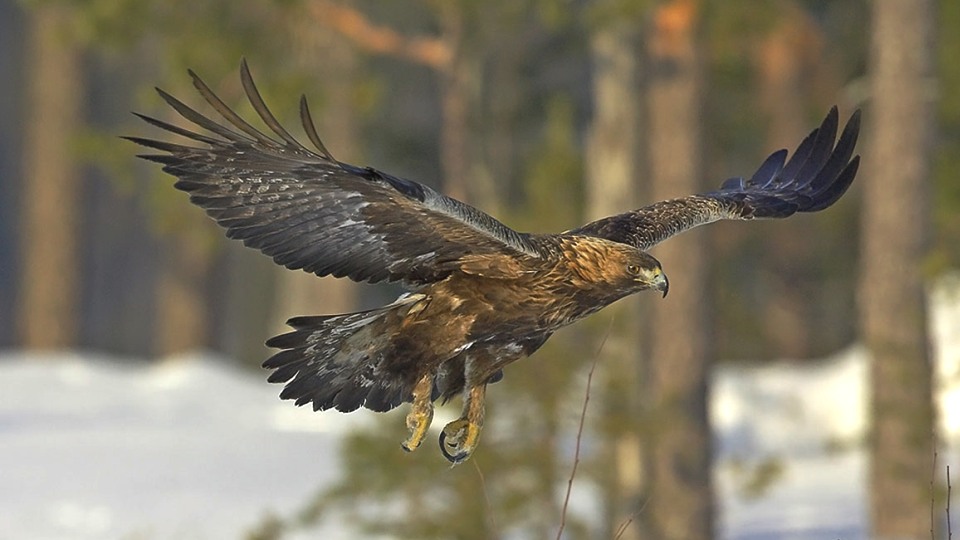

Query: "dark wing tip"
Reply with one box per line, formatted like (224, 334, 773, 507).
(238, 60, 312, 151)
(154, 86, 178, 106)
(804, 154, 860, 212)
(826, 104, 839, 123)
(709, 107, 860, 219)
(850, 108, 862, 124)
(745, 148, 789, 188)
(721, 176, 745, 190)
(122, 135, 169, 150)
(796, 108, 861, 211)
(299, 94, 337, 161)
(845, 109, 862, 143)
(759, 107, 860, 212)
(784, 106, 840, 190)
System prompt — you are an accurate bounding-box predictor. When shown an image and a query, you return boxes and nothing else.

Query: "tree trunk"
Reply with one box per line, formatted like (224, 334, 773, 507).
(586, 24, 640, 223)
(861, 0, 937, 538)
(584, 15, 645, 540)
(155, 218, 214, 356)
(436, 3, 486, 210)
(645, 1, 713, 538)
(18, 4, 83, 350)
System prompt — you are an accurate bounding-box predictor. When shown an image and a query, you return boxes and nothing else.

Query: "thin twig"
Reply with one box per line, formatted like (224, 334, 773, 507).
(473, 459, 499, 538)
(613, 516, 634, 540)
(556, 317, 615, 540)
(613, 496, 650, 540)
(934, 449, 939, 540)
(948, 464, 953, 540)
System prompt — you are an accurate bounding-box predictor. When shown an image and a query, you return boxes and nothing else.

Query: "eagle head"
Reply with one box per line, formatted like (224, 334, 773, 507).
(562, 237, 668, 298)
(621, 250, 669, 297)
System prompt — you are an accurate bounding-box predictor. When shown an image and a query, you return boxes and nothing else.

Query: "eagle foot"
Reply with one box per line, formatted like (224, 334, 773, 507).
(438, 418, 482, 465)
(401, 402, 434, 452)
(401, 372, 435, 453)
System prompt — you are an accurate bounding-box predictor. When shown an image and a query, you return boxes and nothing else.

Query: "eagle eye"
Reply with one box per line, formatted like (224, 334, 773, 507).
(627, 264, 641, 276)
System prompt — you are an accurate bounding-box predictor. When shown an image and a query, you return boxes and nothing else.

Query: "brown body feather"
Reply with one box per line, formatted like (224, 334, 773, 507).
(264, 235, 659, 412)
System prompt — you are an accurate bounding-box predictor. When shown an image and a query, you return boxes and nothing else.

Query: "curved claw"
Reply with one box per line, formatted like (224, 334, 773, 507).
(401, 405, 434, 452)
(439, 418, 482, 465)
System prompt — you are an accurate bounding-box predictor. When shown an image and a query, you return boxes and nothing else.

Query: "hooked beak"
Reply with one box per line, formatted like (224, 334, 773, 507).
(653, 271, 669, 298)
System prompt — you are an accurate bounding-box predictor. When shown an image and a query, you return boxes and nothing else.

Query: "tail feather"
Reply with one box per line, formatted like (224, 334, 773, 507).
(263, 294, 427, 413)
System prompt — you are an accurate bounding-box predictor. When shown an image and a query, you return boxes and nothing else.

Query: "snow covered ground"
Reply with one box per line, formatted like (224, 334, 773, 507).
(712, 274, 960, 539)
(2, 276, 958, 539)
(0, 351, 370, 539)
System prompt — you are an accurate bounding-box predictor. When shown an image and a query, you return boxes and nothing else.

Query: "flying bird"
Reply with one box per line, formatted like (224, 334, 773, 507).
(128, 61, 860, 464)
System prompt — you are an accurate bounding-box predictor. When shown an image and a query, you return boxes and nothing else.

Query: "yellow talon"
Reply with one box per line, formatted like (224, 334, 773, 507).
(401, 373, 435, 453)
(401, 405, 434, 452)
(439, 418, 483, 464)
(438, 382, 487, 464)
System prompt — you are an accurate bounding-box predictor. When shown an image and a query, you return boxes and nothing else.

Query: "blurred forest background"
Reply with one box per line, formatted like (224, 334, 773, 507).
(1, 0, 957, 538)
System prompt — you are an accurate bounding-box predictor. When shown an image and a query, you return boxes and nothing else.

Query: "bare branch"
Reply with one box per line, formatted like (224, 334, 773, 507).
(556, 317, 614, 540)
(949, 465, 953, 540)
(933, 449, 939, 540)
(473, 460, 499, 538)
(309, 0, 451, 69)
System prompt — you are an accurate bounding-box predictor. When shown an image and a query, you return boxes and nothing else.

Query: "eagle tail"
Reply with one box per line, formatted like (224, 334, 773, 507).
(263, 294, 427, 413)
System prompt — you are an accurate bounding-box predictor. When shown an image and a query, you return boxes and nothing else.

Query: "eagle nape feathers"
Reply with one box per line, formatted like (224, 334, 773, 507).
(127, 59, 860, 465)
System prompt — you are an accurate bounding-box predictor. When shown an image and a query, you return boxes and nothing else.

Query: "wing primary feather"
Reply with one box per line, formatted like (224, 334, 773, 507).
(788, 107, 839, 190)
(299, 95, 336, 161)
(131, 113, 223, 145)
(155, 86, 254, 143)
(188, 68, 279, 147)
(721, 177, 745, 190)
(135, 154, 181, 165)
(746, 148, 788, 188)
(809, 109, 861, 193)
(778, 126, 819, 184)
(804, 156, 860, 212)
(122, 136, 197, 155)
(239, 59, 311, 152)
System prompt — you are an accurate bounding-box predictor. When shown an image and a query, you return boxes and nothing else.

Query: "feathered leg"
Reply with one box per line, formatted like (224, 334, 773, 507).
(439, 383, 486, 465)
(401, 371, 435, 452)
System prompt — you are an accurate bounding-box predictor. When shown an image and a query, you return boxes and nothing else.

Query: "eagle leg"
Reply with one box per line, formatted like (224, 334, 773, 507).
(438, 383, 486, 465)
(401, 372, 435, 452)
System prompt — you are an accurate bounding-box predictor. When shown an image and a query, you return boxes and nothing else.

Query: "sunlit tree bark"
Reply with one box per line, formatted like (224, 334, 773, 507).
(18, 4, 83, 350)
(645, 0, 714, 538)
(155, 214, 214, 356)
(860, 0, 937, 537)
(584, 14, 644, 540)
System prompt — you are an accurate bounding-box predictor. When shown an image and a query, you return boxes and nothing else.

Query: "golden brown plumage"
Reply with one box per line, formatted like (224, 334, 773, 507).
(128, 61, 859, 464)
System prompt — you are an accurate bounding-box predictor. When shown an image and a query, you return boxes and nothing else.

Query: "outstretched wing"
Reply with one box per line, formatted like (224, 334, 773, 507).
(127, 60, 541, 286)
(572, 107, 861, 250)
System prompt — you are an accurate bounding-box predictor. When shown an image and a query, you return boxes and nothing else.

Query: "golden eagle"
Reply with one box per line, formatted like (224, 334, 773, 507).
(128, 61, 860, 464)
